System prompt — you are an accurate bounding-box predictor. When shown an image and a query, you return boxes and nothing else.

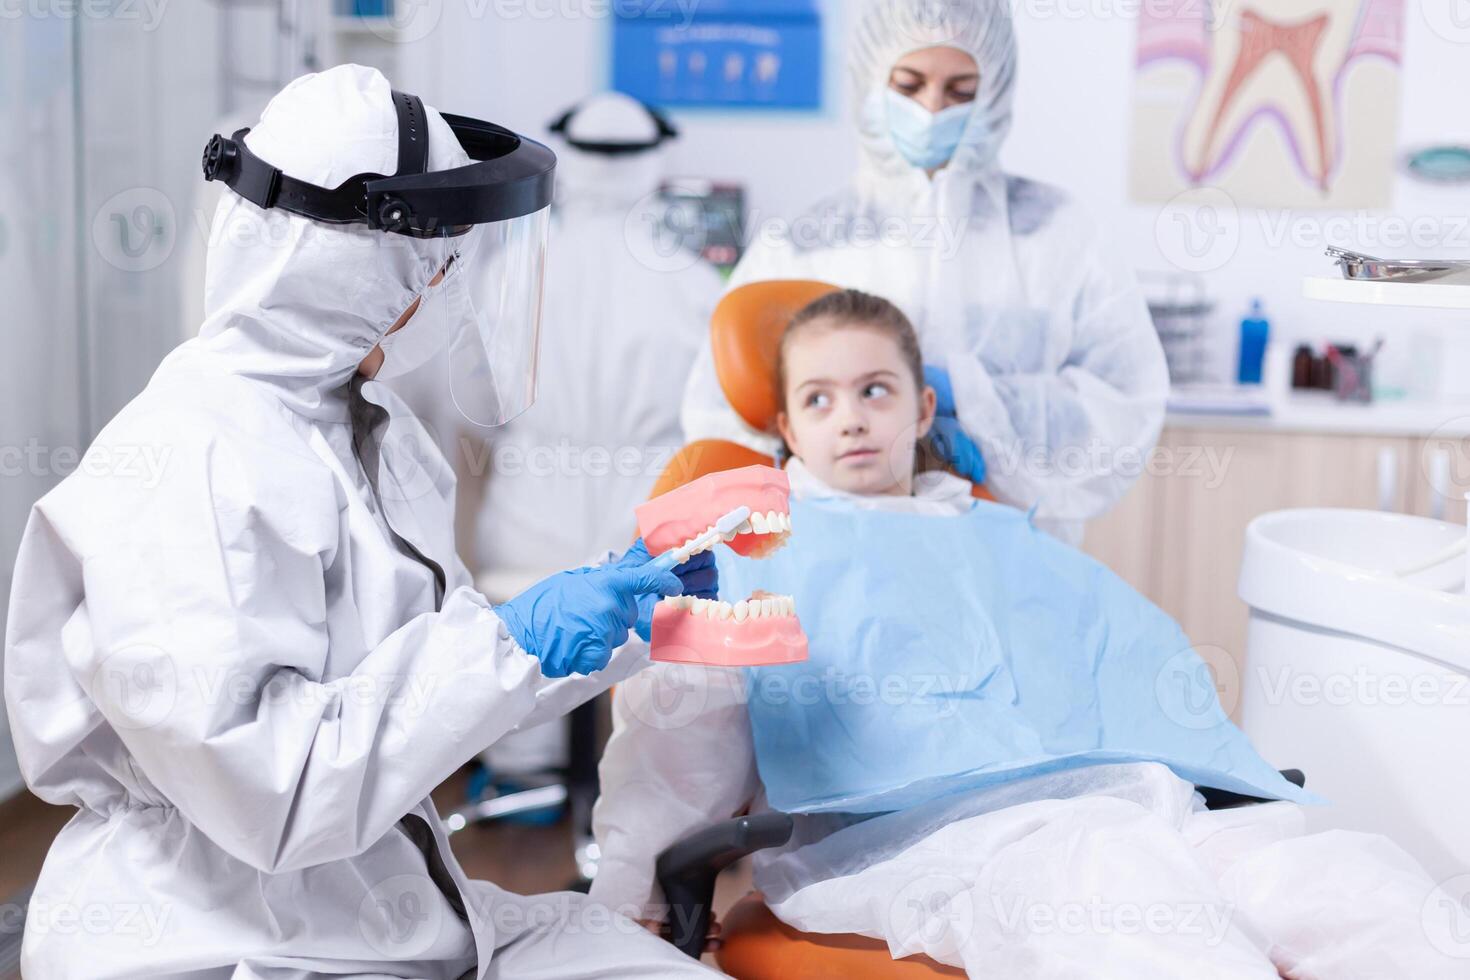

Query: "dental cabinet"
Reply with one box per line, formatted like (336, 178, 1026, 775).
(1083, 417, 1469, 700)
(1090, 274, 1470, 680)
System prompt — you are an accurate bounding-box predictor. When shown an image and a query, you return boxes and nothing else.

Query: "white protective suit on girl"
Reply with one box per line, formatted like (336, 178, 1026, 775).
(3, 65, 716, 980)
(591, 459, 1466, 977)
(680, 0, 1171, 545)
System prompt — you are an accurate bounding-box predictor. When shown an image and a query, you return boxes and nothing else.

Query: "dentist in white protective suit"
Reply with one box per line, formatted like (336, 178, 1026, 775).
(3, 65, 720, 980)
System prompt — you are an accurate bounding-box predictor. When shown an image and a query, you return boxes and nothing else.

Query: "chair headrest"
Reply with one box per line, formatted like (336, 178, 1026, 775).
(712, 279, 842, 434)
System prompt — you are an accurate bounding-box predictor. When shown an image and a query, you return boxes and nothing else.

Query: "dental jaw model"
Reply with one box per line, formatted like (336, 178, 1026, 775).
(636, 466, 809, 667)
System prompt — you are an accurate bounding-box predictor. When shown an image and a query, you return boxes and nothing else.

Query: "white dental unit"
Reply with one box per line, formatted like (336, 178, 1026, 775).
(1237, 269, 1470, 881)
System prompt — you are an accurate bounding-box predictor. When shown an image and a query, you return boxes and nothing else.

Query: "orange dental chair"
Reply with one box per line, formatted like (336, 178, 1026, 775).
(638, 279, 1306, 978)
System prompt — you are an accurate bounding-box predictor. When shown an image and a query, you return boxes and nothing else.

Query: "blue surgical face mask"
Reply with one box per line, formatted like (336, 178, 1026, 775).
(883, 88, 976, 171)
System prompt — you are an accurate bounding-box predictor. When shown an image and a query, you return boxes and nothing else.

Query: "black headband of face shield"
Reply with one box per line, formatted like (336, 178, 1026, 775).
(201, 89, 557, 238)
(547, 99, 679, 156)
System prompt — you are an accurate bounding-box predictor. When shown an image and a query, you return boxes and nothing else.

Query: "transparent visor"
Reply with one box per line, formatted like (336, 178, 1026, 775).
(440, 206, 550, 428)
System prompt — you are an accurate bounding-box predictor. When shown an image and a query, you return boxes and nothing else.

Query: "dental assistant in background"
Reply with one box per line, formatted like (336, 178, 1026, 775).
(681, 0, 1169, 544)
(4, 65, 718, 979)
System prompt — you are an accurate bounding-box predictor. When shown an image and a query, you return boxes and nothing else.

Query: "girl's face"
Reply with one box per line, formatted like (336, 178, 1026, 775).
(777, 322, 937, 497)
(888, 46, 979, 114)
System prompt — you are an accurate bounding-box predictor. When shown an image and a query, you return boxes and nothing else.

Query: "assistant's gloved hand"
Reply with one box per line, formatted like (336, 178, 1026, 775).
(496, 554, 684, 678)
(924, 364, 958, 418)
(928, 416, 987, 485)
(923, 365, 986, 484)
(618, 539, 719, 642)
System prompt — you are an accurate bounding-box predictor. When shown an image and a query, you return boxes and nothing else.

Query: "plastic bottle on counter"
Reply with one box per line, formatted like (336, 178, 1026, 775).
(1291, 344, 1314, 389)
(1238, 298, 1270, 385)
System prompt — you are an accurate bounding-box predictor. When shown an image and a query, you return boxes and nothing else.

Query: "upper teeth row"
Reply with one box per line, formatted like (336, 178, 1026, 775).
(661, 594, 797, 620)
(744, 511, 791, 536)
(673, 510, 792, 560)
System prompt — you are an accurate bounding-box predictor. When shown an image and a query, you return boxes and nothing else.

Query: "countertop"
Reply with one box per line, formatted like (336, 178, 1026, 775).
(1167, 389, 1470, 438)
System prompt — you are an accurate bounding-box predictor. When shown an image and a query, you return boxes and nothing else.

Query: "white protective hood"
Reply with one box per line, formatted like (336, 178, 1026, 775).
(194, 64, 471, 421)
(849, 0, 1018, 209)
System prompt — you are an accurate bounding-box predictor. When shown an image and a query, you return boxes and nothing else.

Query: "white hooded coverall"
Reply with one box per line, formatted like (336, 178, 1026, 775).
(3, 65, 716, 980)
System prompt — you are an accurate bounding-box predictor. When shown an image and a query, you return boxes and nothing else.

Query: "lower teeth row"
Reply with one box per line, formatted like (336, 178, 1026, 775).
(662, 594, 797, 621)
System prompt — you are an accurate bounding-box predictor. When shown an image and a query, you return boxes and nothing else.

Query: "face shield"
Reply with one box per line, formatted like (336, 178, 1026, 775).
(201, 88, 556, 425)
(437, 208, 550, 427)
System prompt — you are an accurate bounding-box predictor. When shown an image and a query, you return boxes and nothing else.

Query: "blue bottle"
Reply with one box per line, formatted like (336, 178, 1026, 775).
(1238, 298, 1269, 385)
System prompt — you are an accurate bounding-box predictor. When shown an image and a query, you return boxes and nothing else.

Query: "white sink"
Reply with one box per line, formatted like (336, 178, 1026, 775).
(1238, 508, 1470, 878)
(1239, 508, 1470, 672)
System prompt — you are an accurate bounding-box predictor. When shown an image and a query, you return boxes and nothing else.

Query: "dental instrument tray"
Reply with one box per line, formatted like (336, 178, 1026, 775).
(1327, 246, 1470, 284)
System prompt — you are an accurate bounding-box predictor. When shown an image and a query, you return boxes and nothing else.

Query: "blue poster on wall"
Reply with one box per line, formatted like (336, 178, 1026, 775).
(613, 0, 822, 110)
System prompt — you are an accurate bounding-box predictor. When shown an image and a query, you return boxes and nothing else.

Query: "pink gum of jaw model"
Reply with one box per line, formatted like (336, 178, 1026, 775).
(635, 465, 809, 667)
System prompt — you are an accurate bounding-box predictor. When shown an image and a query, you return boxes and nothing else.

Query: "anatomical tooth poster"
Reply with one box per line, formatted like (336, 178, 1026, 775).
(1131, 0, 1405, 208)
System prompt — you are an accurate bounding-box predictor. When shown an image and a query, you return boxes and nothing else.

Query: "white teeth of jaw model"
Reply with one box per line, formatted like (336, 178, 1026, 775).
(669, 510, 792, 565)
(658, 593, 799, 622)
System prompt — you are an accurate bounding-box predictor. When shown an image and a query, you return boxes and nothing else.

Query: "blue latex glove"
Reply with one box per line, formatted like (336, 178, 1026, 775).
(924, 364, 957, 418)
(619, 539, 719, 642)
(923, 365, 987, 484)
(928, 416, 987, 486)
(496, 551, 684, 678)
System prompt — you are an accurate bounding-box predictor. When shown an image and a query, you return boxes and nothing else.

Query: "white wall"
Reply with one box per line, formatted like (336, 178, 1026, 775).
(406, 2, 1470, 375)
(1003, 4, 1470, 370)
(0, 15, 83, 800)
(417, 2, 863, 225)
(3, 5, 235, 801)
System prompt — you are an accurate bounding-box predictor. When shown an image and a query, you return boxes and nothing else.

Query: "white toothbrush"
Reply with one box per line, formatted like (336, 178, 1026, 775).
(649, 506, 752, 571)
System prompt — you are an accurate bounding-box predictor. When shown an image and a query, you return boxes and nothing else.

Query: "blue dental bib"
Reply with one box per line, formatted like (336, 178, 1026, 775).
(715, 497, 1313, 814)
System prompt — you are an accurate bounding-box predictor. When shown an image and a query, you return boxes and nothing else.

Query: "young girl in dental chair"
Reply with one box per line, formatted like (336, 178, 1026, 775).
(592, 289, 1461, 978)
